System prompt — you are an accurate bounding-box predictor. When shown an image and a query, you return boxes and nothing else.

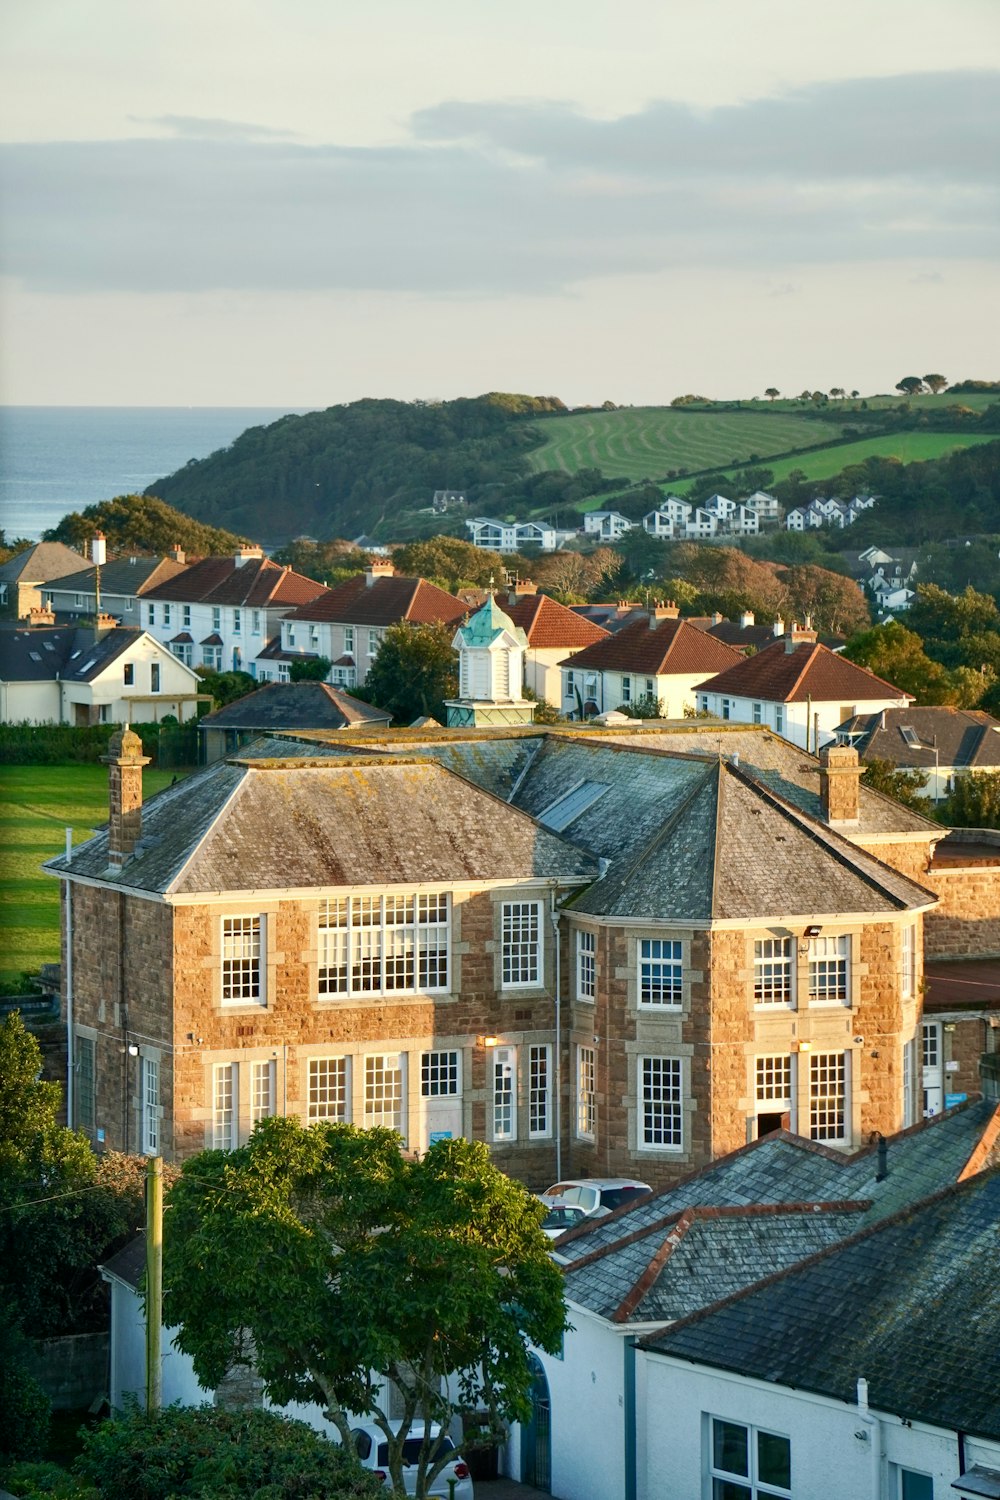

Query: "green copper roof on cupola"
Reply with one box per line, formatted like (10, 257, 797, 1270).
(456, 593, 528, 650)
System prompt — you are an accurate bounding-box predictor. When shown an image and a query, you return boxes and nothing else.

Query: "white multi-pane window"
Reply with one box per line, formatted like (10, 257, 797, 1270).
(365, 1054, 405, 1137)
(162, 604, 171, 626)
(141, 1057, 159, 1155)
(501, 902, 543, 988)
(492, 1047, 516, 1141)
(752, 701, 763, 724)
(317, 893, 449, 997)
(638, 939, 683, 1008)
(753, 937, 793, 1006)
(528, 1044, 551, 1138)
(921, 1021, 939, 1070)
(213, 1063, 237, 1150)
(221, 916, 263, 1004)
(147, 604, 155, 625)
(903, 1038, 916, 1127)
(212, 607, 222, 631)
(576, 929, 596, 1002)
(810, 1052, 848, 1142)
(76, 1035, 95, 1130)
(756, 1055, 792, 1105)
(182, 604, 191, 627)
(232, 608, 241, 635)
(640, 1056, 683, 1149)
(368, 628, 380, 658)
(621, 675, 632, 703)
(901, 925, 916, 999)
(308, 1057, 349, 1122)
(576, 1045, 596, 1140)
(251, 610, 262, 635)
(421, 1050, 459, 1098)
(710, 1418, 791, 1500)
(774, 705, 784, 735)
(250, 1060, 275, 1124)
(344, 626, 354, 653)
(808, 934, 849, 1004)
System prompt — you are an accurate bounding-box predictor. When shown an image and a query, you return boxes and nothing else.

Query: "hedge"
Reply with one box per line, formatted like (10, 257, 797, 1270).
(0, 722, 199, 768)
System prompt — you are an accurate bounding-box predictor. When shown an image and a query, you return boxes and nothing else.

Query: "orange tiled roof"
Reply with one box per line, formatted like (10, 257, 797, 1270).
(284, 573, 467, 628)
(506, 593, 610, 649)
(558, 615, 744, 676)
(143, 556, 326, 609)
(697, 638, 909, 703)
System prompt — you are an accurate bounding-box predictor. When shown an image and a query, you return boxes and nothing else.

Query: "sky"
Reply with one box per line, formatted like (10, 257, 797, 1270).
(1, 0, 998, 407)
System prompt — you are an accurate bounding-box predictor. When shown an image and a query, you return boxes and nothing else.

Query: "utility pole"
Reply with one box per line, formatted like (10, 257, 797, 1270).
(146, 1155, 163, 1412)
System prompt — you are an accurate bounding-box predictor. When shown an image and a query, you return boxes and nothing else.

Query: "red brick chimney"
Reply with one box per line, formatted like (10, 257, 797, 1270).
(365, 560, 395, 586)
(512, 579, 537, 597)
(102, 727, 151, 867)
(649, 600, 680, 628)
(27, 605, 56, 627)
(784, 620, 818, 653)
(169, 543, 186, 564)
(819, 743, 860, 826)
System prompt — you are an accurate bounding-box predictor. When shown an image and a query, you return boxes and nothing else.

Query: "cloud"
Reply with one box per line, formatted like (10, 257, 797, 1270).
(128, 115, 301, 141)
(2, 72, 997, 296)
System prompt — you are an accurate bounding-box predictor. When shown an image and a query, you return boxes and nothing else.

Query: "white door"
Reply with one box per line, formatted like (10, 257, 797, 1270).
(418, 1049, 463, 1151)
(921, 1021, 944, 1117)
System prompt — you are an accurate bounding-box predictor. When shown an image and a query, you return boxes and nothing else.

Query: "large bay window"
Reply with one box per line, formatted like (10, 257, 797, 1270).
(639, 939, 683, 1008)
(221, 916, 263, 1004)
(318, 893, 449, 998)
(640, 1056, 683, 1149)
(501, 901, 543, 988)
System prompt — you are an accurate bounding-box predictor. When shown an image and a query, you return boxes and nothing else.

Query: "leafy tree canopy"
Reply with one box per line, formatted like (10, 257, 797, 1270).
(163, 1120, 566, 1500)
(840, 622, 960, 704)
(860, 758, 931, 813)
(362, 621, 458, 724)
(42, 495, 249, 556)
(392, 535, 507, 593)
(288, 656, 333, 683)
(937, 771, 1000, 830)
(194, 668, 258, 708)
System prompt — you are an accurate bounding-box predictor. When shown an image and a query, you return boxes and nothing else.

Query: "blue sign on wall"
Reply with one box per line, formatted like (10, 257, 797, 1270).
(945, 1093, 968, 1109)
(429, 1131, 453, 1144)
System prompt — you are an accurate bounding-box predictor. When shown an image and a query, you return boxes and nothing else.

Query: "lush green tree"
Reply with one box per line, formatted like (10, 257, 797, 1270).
(163, 1120, 566, 1500)
(363, 620, 458, 723)
(42, 495, 249, 556)
(731, 465, 775, 498)
(860, 758, 931, 812)
(75, 1403, 383, 1500)
(392, 536, 505, 593)
(194, 668, 257, 708)
(614, 693, 667, 719)
(781, 564, 869, 636)
(288, 656, 333, 683)
(895, 376, 925, 397)
(907, 584, 1000, 659)
(764, 388, 780, 402)
(937, 771, 1000, 830)
(923, 373, 948, 395)
(841, 622, 960, 702)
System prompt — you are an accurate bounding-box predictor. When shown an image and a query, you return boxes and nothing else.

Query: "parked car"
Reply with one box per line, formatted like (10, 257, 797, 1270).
(538, 1178, 652, 1218)
(351, 1421, 474, 1498)
(540, 1200, 589, 1239)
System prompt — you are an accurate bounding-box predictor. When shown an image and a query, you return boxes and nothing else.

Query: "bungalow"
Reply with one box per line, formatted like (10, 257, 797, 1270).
(696, 623, 911, 750)
(558, 604, 743, 718)
(198, 680, 392, 762)
(0, 540, 87, 618)
(836, 704, 1000, 802)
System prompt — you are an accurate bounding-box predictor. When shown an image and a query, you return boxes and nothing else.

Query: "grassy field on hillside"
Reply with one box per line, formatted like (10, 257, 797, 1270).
(741, 392, 999, 414)
(527, 407, 848, 482)
(0, 764, 180, 986)
(673, 430, 998, 493)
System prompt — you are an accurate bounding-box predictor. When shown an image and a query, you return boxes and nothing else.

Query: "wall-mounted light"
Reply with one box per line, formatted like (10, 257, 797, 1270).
(797, 1040, 812, 1053)
(477, 1035, 500, 1049)
(804, 924, 823, 938)
(127, 1043, 139, 1057)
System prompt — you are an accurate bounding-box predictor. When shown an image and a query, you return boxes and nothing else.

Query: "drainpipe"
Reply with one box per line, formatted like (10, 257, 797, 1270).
(64, 830, 74, 1128)
(623, 1337, 637, 1500)
(550, 891, 562, 1182)
(854, 1376, 881, 1499)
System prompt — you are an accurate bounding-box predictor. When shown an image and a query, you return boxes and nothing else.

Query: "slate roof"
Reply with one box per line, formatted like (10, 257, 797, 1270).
(505, 594, 610, 650)
(838, 705, 1000, 772)
(198, 681, 392, 731)
(0, 541, 87, 585)
(558, 615, 743, 677)
(642, 1166, 1000, 1442)
(142, 555, 326, 608)
(43, 556, 188, 598)
(282, 573, 467, 628)
(569, 604, 647, 634)
(0, 625, 152, 683)
(554, 1098, 1000, 1274)
(698, 637, 910, 704)
(46, 755, 600, 895)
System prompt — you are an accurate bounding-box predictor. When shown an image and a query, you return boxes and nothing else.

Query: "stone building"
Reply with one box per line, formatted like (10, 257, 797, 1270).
(48, 716, 991, 1191)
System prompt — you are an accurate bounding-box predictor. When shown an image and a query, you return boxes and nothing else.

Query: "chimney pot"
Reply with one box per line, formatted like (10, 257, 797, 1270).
(169, 543, 186, 564)
(365, 559, 395, 585)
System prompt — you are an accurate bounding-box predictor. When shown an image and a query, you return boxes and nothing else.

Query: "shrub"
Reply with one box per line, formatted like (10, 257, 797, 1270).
(0, 1460, 96, 1498)
(0, 1361, 51, 1464)
(74, 1404, 383, 1500)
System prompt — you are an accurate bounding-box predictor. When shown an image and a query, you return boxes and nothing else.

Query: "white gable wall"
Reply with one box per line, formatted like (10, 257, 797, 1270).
(697, 690, 910, 751)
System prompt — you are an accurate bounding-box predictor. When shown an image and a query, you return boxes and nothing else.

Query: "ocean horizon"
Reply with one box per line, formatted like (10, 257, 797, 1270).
(0, 405, 316, 542)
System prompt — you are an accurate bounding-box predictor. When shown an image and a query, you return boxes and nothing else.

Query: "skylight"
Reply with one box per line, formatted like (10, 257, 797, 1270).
(900, 727, 921, 749)
(537, 780, 610, 832)
(29, 651, 42, 662)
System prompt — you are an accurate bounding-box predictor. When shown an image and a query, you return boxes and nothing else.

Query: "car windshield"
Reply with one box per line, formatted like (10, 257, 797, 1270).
(601, 1186, 646, 1210)
(377, 1435, 456, 1467)
(543, 1206, 583, 1229)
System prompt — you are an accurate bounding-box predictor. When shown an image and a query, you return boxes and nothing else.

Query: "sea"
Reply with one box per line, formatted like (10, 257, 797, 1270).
(0, 406, 316, 542)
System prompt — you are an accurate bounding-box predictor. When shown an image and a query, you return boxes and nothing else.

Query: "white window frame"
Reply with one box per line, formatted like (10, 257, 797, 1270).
(709, 1416, 791, 1499)
(307, 1056, 350, 1122)
(638, 938, 683, 1009)
(420, 1050, 460, 1099)
(891, 1465, 934, 1500)
(141, 1056, 160, 1156)
(755, 1055, 793, 1128)
(753, 936, 794, 1007)
(620, 674, 631, 703)
(251, 609, 262, 635)
(528, 1043, 552, 1139)
(808, 934, 849, 1005)
(576, 1045, 596, 1140)
(752, 700, 763, 724)
(368, 627, 380, 658)
(317, 893, 450, 998)
(150, 661, 161, 693)
(182, 604, 191, 628)
(774, 704, 784, 735)
(147, 604, 155, 625)
(640, 1055, 683, 1150)
(902, 1038, 916, 1128)
(344, 625, 355, 653)
(364, 1053, 406, 1139)
(809, 1051, 849, 1142)
(901, 924, 916, 999)
(491, 1046, 516, 1142)
(576, 928, 596, 1002)
(212, 1062, 238, 1150)
(232, 607, 241, 635)
(250, 1059, 275, 1124)
(76, 1034, 95, 1130)
(221, 915, 264, 1006)
(212, 606, 222, 631)
(501, 900, 543, 989)
(163, 603, 171, 626)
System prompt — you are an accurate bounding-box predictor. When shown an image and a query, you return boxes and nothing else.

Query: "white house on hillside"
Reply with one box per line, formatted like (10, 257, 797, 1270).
(583, 511, 633, 541)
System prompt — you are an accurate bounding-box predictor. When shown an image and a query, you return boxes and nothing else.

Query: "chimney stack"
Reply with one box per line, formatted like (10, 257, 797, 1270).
(739, 610, 755, 629)
(102, 727, 151, 867)
(169, 543, 186, 564)
(27, 605, 56, 627)
(772, 616, 785, 637)
(649, 600, 680, 628)
(234, 545, 264, 566)
(513, 579, 537, 597)
(365, 559, 395, 586)
(819, 742, 860, 827)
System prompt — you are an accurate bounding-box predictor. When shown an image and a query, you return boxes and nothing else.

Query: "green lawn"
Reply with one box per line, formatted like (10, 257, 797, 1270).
(673, 430, 997, 493)
(0, 764, 180, 986)
(527, 407, 848, 482)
